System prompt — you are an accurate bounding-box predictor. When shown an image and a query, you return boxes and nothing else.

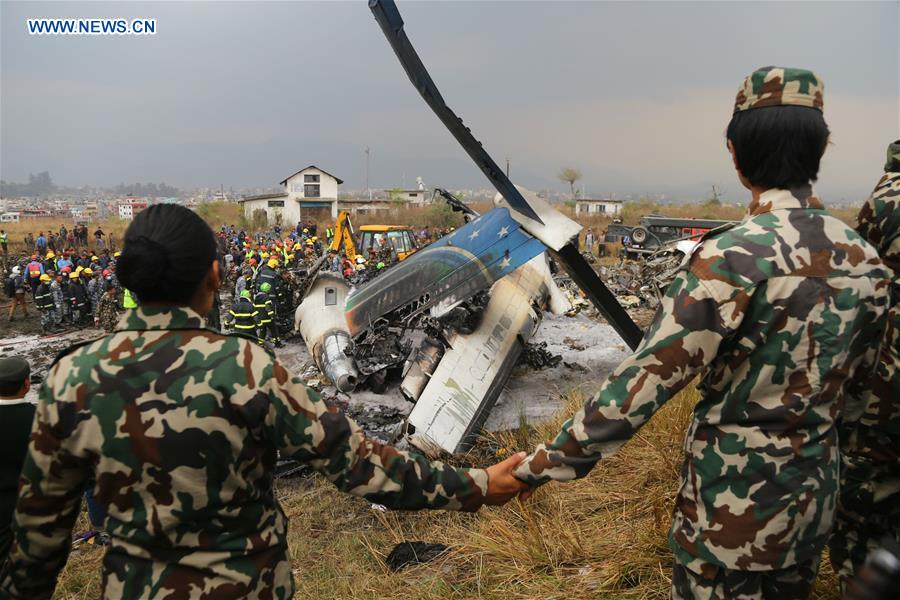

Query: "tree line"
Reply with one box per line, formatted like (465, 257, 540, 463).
(0, 172, 179, 198)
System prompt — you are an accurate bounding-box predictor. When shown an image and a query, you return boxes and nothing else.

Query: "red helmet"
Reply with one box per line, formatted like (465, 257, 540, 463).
(102, 269, 110, 277)
(61, 266, 72, 273)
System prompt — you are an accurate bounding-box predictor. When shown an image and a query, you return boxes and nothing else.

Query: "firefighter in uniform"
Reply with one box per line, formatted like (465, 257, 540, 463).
(254, 282, 279, 347)
(34, 274, 55, 333)
(227, 290, 260, 342)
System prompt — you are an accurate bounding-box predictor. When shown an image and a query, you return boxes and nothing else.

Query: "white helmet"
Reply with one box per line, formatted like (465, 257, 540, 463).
(11, 266, 20, 275)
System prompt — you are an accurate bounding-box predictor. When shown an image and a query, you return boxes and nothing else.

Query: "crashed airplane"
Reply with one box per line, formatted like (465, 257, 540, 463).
(294, 0, 646, 456)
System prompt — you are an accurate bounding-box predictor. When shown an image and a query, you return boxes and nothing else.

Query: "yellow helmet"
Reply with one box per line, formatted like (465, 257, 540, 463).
(39, 274, 51, 282)
(46, 251, 55, 259)
(268, 259, 279, 268)
(83, 268, 93, 276)
(114, 251, 121, 257)
(91, 255, 98, 260)
(69, 272, 79, 279)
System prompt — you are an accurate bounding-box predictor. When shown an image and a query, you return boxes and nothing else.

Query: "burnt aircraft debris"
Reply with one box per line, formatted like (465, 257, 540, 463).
(287, 0, 653, 457)
(605, 215, 738, 258)
(385, 542, 450, 571)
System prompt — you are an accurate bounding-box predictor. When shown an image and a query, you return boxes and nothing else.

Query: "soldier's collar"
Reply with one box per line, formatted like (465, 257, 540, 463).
(115, 305, 207, 332)
(747, 185, 823, 217)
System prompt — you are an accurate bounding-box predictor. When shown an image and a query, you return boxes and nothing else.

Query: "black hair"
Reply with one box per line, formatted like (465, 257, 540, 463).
(117, 204, 216, 304)
(726, 105, 829, 190)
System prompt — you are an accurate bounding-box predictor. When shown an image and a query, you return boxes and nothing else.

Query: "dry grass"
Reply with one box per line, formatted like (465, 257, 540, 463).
(53, 387, 840, 599)
(1, 199, 859, 258)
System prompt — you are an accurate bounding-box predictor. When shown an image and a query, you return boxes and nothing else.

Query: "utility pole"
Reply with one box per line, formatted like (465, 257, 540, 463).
(506, 158, 510, 177)
(365, 146, 371, 200)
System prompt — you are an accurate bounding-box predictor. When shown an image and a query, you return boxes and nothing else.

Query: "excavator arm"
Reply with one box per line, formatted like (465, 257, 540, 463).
(330, 210, 359, 261)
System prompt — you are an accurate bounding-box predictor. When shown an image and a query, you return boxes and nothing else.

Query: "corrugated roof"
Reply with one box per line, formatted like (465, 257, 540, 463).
(240, 193, 289, 203)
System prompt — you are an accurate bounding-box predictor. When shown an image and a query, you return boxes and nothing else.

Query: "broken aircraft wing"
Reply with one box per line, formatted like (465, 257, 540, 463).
(345, 207, 544, 337)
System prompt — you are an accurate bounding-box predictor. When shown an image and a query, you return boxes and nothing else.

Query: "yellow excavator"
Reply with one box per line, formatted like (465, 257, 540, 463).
(329, 211, 419, 262)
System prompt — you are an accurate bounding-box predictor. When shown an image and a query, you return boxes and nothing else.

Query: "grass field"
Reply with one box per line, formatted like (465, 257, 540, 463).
(52, 387, 840, 599)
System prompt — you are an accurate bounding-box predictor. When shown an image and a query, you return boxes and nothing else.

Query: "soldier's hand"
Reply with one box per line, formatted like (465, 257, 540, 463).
(484, 452, 534, 506)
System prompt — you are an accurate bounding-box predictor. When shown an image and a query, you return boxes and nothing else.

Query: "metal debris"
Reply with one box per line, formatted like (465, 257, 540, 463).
(519, 341, 562, 369)
(385, 542, 450, 571)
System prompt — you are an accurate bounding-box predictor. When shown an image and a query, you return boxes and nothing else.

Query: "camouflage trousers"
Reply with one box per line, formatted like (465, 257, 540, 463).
(672, 555, 820, 600)
(39, 309, 55, 332)
(55, 302, 69, 324)
(828, 455, 900, 590)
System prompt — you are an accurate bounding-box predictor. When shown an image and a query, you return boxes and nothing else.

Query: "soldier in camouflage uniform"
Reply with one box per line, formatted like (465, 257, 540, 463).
(94, 286, 120, 333)
(86, 269, 103, 320)
(49, 273, 64, 327)
(0, 204, 526, 599)
(828, 140, 900, 588)
(515, 67, 890, 598)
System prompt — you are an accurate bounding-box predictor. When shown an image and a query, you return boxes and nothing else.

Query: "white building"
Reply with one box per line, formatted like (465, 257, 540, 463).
(118, 201, 148, 221)
(240, 165, 343, 226)
(575, 198, 623, 217)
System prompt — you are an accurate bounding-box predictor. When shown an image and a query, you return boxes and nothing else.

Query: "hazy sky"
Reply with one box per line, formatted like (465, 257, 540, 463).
(2, 1, 897, 202)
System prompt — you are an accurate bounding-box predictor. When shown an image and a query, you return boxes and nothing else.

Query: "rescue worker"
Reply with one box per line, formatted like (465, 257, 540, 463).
(255, 259, 278, 293)
(253, 282, 279, 347)
(227, 289, 260, 341)
(6, 267, 28, 322)
(85, 269, 102, 319)
(67, 272, 89, 325)
(828, 139, 900, 589)
(41, 251, 56, 275)
(0, 204, 526, 599)
(234, 269, 251, 300)
(95, 286, 119, 333)
(25, 256, 43, 299)
(49, 273, 64, 327)
(122, 287, 138, 310)
(33, 274, 55, 333)
(273, 272, 293, 335)
(57, 268, 71, 325)
(376, 236, 396, 265)
(513, 67, 890, 598)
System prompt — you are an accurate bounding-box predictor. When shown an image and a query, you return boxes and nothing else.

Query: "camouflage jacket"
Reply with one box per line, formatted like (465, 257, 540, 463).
(96, 294, 119, 332)
(0, 307, 488, 599)
(516, 186, 890, 570)
(844, 142, 900, 465)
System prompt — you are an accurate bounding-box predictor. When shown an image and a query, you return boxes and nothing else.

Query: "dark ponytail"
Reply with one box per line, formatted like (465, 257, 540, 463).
(117, 204, 216, 304)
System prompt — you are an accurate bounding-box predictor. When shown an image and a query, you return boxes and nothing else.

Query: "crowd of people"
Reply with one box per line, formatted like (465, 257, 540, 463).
(3, 225, 126, 333)
(3, 217, 430, 342)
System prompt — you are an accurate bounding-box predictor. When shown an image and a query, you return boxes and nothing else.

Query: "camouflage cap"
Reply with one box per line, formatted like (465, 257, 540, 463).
(885, 139, 900, 172)
(734, 66, 824, 113)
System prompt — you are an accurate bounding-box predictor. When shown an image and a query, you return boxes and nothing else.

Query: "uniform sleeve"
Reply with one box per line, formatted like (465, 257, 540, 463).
(515, 269, 743, 484)
(0, 372, 90, 599)
(263, 362, 488, 512)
